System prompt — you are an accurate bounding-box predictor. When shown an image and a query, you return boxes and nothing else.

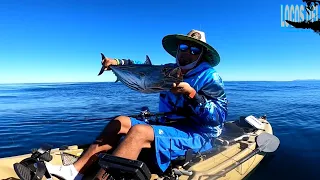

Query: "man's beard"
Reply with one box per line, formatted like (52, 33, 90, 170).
(178, 56, 194, 66)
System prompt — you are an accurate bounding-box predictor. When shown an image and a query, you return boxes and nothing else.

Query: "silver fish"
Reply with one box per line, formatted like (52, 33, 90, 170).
(98, 53, 183, 93)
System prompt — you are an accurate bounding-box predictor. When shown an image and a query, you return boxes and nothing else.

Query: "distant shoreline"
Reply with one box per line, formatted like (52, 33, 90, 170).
(292, 79, 320, 81)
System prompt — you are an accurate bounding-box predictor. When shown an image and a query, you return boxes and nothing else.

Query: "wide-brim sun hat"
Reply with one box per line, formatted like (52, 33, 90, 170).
(162, 29, 220, 67)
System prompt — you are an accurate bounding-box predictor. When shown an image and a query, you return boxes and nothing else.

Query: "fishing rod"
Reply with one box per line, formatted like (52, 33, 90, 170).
(15, 116, 116, 126)
(14, 108, 176, 126)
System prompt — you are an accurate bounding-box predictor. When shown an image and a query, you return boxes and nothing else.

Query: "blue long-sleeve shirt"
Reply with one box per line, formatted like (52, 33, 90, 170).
(120, 58, 228, 138)
(158, 62, 228, 138)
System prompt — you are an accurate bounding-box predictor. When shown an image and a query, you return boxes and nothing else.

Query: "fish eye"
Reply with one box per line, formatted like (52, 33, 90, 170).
(139, 72, 145, 77)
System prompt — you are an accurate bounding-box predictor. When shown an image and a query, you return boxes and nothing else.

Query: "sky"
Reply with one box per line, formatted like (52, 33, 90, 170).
(0, 0, 319, 83)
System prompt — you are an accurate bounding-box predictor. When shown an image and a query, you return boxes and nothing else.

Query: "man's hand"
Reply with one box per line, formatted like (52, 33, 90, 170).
(101, 57, 118, 71)
(171, 82, 196, 97)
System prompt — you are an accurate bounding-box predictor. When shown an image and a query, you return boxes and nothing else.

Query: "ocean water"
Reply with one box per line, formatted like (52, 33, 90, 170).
(0, 81, 319, 179)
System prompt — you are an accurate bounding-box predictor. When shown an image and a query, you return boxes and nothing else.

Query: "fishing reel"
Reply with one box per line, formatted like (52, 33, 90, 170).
(136, 106, 168, 124)
(139, 106, 152, 123)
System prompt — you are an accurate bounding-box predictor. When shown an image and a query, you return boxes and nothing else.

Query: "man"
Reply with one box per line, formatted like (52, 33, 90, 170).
(45, 29, 228, 180)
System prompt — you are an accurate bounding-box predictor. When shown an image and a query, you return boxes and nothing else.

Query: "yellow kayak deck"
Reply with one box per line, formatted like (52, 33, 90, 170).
(0, 115, 274, 180)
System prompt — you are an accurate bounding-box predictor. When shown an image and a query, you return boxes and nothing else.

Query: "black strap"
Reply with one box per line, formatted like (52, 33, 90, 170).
(31, 161, 47, 180)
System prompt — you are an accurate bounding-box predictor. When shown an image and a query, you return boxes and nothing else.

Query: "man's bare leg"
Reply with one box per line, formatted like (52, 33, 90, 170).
(74, 116, 132, 172)
(45, 116, 132, 179)
(93, 124, 155, 179)
(113, 124, 154, 158)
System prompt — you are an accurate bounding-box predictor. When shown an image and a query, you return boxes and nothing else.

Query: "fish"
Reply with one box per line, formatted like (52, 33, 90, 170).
(98, 53, 183, 93)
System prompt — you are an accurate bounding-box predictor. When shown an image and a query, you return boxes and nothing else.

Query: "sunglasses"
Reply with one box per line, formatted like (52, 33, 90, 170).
(178, 44, 201, 55)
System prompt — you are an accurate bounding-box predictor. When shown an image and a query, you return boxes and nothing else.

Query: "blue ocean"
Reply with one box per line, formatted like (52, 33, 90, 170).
(0, 81, 319, 179)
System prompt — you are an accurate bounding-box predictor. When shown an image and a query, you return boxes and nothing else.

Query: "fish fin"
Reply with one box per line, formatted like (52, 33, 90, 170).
(144, 55, 152, 65)
(98, 53, 106, 76)
(101, 52, 106, 60)
(98, 66, 105, 76)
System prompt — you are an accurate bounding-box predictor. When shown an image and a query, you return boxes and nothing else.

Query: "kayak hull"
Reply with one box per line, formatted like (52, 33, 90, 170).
(0, 115, 274, 180)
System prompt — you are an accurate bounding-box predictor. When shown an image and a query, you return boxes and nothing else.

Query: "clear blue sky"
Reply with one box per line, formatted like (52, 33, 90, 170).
(0, 0, 319, 83)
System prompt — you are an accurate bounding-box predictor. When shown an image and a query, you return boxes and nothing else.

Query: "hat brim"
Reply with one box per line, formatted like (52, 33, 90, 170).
(162, 34, 220, 67)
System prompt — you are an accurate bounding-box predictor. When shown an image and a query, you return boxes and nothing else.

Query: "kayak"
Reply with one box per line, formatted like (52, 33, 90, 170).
(0, 114, 279, 180)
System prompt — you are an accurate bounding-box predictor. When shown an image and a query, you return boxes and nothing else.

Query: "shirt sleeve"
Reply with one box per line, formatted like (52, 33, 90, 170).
(120, 59, 143, 65)
(185, 72, 228, 126)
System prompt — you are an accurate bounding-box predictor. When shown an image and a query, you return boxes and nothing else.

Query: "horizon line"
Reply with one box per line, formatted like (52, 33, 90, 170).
(1, 79, 319, 85)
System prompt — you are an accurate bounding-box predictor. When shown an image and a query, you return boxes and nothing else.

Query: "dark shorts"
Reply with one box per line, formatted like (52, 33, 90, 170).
(129, 117, 214, 172)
